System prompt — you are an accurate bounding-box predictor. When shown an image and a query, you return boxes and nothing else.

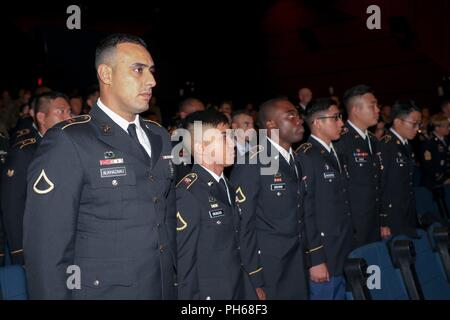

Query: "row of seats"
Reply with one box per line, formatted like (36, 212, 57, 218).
(0, 245, 27, 300)
(345, 224, 450, 300)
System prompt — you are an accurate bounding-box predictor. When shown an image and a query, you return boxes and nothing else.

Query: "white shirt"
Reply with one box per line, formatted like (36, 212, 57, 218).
(98, 99, 152, 157)
(201, 165, 232, 205)
(348, 120, 368, 140)
(267, 137, 294, 164)
(311, 134, 341, 172)
(348, 120, 372, 154)
(235, 141, 247, 156)
(390, 128, 407, 146)
(311, 134, 332, 153)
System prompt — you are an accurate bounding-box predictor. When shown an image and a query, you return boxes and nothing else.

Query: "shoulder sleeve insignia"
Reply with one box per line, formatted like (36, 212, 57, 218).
(144, 119, 162, 128)
(235, 187, 246, 203)
(295, 143, 312, 155)
(176, 212, 188, 231)
(33, 169, 55, 194)
(62, 115, 91, 130)
(424, 150, 432, 161)
(176, 173, 198, 189)
(14, 138, 37, 149)
(381, 134, 392, 144)
(249, 145, 264, 160)
(7, 169, 14, 177)
(16, 129, 30, 138)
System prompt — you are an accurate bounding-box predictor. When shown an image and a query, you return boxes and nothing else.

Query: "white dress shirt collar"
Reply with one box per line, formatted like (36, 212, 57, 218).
(390, 128, 408, 145)
(97, 98, 141, 133)
(311, 134, 333, 153)
(347, 120, 368, 140)
(267, 137, 294, 163)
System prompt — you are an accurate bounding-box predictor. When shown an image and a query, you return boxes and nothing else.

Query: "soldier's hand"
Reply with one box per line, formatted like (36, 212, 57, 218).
(380, 227, 392, 239)
(255, 287, 266, 300)
(309, 263, 330, 283)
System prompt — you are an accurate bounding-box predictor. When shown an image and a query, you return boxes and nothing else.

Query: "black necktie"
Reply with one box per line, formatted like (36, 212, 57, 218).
(330, 146, 342, 173)
(289, 154, 299, 178)
(365, 135, 373, 155)
(219, 178, 232, 205)
(127, 124, 151, 162)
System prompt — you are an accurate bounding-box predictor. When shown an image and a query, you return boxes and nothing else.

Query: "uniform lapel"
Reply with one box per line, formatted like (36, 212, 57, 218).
(140, 118, 162, 169)
(90, 105, 147, 163)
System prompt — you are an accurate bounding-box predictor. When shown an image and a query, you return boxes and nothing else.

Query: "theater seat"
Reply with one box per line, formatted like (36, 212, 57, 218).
(0, 265, 28, 300)
(346, 241, 410, 300)
(427, 223, 450, 282)
(414, 187, 442, 227)
(390, 230, 450, 300)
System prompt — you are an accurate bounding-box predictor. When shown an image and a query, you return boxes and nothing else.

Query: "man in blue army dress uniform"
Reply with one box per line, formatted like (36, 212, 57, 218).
(231, 97, 308, 300)
(379, 100, 422, 237)
(23, 34, 177, 300)
(334, 85, 384, 248)
(176, 110, 265, 300)
(296, 98, 353, 300)
(1, 92, 71, 265)
(418, 113, 450, 219)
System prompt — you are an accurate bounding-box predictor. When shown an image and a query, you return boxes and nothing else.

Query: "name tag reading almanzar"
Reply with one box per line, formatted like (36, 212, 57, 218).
(100, 167, 127, 178)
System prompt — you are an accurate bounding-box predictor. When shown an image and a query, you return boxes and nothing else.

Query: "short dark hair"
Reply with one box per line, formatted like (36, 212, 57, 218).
(184, 109, 229, 129)
(95, 33, 147, 69)
(257, 97, 289, 129)
(343, 84, 374, 113)
(391, 99, 420, 120)
(305, 98, 338, 126)
(35, 91, 70, 115)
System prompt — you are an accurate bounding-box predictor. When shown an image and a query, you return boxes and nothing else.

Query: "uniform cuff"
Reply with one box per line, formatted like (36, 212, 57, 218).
(248, 267, 264, 288)
(308, 246, 326, 267)
(11, 249, 24, 265)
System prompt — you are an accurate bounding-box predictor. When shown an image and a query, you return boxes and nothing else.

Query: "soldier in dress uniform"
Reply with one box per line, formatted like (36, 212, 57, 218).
(296, 98, 353, 300)
(1, 92, 71, 265)
(231, 97, 309, 300)
(23, 34, 177, 300)
(176, 110, 265, 300)
(334, 85, 384, 248)
(379, 100, 422, 238)
(418, 113, 450, 219)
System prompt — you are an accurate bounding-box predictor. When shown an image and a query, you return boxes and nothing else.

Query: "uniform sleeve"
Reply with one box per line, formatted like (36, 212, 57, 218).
(176, 188, 201, 300)
(23, 128, 83, 299)
(1, 147, 33, 265)
(378, 142, 393, 228)
(0, 205, 5, 266)
(296, 153, 326, 268)
(230, 163, 264, 288)
(419, 140, 445, 186)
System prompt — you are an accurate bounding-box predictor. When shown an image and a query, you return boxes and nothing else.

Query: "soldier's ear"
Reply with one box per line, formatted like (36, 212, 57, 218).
(35, 111, 45, 129)
(266, 119, 276, 130)
(97, 64, 113, 85)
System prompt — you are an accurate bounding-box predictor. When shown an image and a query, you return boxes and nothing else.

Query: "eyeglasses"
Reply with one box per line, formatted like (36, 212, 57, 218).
(316, 114, 343, 122)
(402, 119, 422, 129)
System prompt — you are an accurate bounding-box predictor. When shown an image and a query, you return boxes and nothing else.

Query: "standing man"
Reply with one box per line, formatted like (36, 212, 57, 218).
(176, 110, 264, 300)
(231, 98, 308, 300)
(231, 110, 255, 157)
(296, 98, 353, 300)
(172, 98, 206, 183)
(1, 92, 71, 265)
(298, 88, 313, 115)
(379, 100, 422, 238)
(23, 34, 177, 300)
(334, 85, 384, 248)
